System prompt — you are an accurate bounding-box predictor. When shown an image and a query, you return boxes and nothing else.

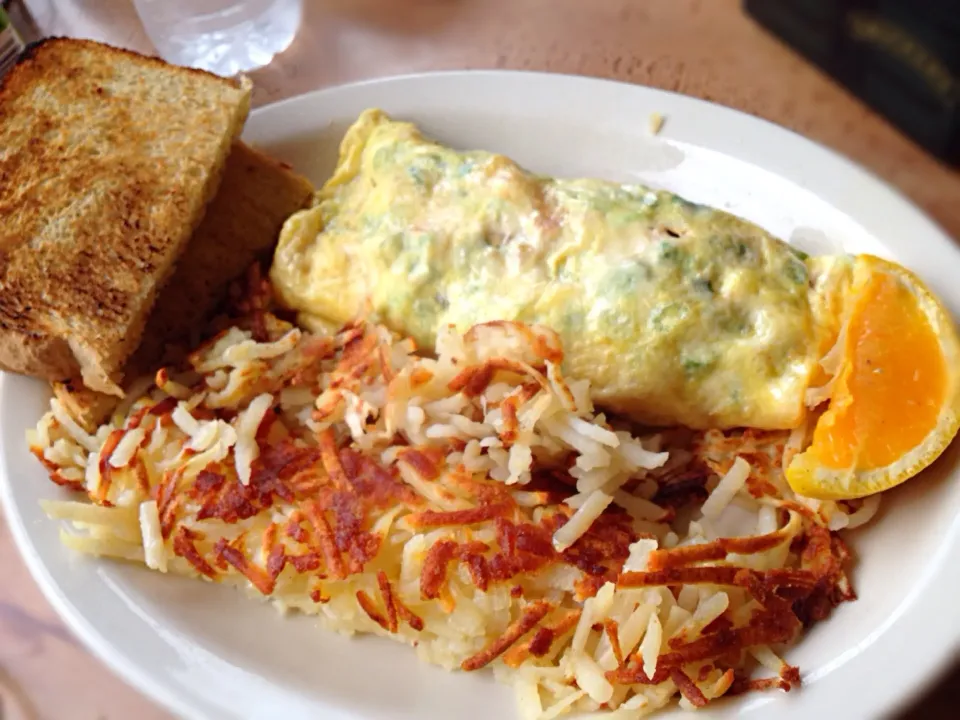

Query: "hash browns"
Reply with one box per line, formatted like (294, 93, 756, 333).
(29, 270, 874, 718)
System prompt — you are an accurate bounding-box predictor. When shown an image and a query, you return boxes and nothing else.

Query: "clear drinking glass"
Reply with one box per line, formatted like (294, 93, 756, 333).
(131, 0, 302, 76)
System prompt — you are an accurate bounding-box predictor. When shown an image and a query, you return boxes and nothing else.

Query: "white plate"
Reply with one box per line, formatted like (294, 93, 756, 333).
(3, 71, 960, 720)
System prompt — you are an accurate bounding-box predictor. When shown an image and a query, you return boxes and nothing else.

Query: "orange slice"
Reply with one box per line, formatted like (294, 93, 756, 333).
(786, 255, 960, 500)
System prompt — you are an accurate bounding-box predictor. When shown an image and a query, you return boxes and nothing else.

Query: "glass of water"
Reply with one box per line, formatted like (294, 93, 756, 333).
(131, 0, 302, 76)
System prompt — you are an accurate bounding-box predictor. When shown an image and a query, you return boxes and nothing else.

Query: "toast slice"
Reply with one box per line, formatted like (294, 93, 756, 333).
(53, 142, 315, 431)
(0, 38, 252, 395)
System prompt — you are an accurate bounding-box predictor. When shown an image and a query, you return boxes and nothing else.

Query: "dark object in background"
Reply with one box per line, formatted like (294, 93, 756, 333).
(745, 0, 960, 166)
(1, 0, 41, 44)
(0, 3, 25, 78)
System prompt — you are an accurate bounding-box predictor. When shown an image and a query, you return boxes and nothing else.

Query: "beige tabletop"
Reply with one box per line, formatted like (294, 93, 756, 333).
(2, 1, 959, 718)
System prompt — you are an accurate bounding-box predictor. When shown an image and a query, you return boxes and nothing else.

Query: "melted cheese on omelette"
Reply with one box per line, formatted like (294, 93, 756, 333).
(272, 109, 842, 429)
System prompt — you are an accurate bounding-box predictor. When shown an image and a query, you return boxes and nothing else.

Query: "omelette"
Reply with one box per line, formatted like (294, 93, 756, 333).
(271, 109, 847, 430)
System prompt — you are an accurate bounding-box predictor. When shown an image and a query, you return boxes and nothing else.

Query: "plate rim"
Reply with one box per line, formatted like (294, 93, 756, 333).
(3, 68, 960, 720)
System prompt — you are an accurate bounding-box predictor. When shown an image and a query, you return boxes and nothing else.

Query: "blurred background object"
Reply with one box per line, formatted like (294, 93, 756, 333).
(5, 0, 140, 45)
(129, 0, 302, 74)
(2, 0, 302, 73)
(0, 2, 26, 78)
(745, 0, 959, 165)
(2, 0, 46, 43)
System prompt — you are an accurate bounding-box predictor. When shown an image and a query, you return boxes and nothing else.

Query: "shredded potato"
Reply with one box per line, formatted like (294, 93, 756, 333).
(30, 274, 871, 718)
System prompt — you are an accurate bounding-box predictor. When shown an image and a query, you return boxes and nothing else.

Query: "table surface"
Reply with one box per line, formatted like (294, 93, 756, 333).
(3, 1, 959, 718)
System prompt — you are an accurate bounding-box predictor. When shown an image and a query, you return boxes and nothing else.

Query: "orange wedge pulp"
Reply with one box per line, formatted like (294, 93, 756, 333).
(786, 255, 960, 500)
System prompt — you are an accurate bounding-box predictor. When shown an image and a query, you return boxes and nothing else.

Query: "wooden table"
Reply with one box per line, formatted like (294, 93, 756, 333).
(2, 1, 958, 718)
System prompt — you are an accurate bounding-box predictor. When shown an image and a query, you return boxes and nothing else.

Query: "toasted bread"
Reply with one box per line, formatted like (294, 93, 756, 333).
(0, 38, 252, 396)
(53, 142, 315, 431)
